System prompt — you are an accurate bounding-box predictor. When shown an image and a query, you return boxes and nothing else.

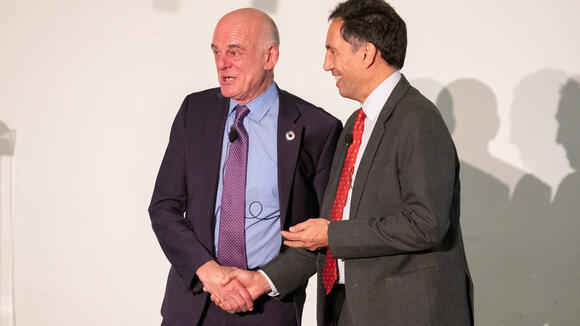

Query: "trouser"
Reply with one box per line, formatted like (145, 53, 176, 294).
(196, 294, 297, 326)
(325, 283, 352, 326)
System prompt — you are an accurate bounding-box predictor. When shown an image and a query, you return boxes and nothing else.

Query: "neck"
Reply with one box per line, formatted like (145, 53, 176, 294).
(357, 65, 397, 103)
(236, 73, 274, 104)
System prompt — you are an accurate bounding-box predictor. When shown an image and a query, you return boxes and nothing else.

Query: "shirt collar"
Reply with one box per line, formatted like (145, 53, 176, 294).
(361, 70, 401, 123)
(229, 82, 278, 122)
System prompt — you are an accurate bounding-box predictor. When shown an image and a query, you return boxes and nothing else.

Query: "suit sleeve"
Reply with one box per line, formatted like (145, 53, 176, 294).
(328, 107, 458, 258)
(261, 118, 342, 298)
(148, 96, 214, 292)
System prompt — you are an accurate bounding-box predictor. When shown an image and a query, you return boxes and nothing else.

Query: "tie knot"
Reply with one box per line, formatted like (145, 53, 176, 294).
(234, 104, 250, 123)
(357, 108, 366, 122)
(354, 108, 366, 132)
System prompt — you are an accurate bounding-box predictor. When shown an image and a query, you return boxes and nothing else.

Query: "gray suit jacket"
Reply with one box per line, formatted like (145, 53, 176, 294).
(262, 75, 474, 325)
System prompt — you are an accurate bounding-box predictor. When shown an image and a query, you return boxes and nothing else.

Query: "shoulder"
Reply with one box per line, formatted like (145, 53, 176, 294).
(389, 85, 456, 153)
(397, 86, 442, 121)
(178, 87, 227, 118)
(279, 89, 340, 126)
(171, 87, 227, 128)
(386, 86, 450, 138)
(183, 87, 224, 106)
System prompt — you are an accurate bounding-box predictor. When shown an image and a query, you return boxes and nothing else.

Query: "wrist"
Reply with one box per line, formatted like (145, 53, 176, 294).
(256, 271, 272, 292)
(257, 270, 279, 297)
(196, 260, 219, 282)
(260, 276, 271, 293)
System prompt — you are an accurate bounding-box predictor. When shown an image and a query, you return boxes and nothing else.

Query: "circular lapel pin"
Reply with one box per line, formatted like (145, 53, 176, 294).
(286, 131, 295, 141)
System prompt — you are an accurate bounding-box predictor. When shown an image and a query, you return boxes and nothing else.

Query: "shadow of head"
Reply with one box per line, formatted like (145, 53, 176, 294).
(510, 70, 569, 170)
(437, 79, 498, 142)
(557, 76, 580, 170)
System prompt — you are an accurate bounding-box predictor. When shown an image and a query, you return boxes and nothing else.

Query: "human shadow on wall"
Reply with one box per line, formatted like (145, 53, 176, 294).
(503, 70, 575, 325)
(510, 70, 572, 193)
(549, 75, 580, 324)
(0, 121, 15, 156)
(434, 79, 522, 326)
(440, 79, 525, 192)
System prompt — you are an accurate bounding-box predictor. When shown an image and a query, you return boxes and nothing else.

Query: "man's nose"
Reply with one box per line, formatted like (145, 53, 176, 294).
(216, 55, 229, 70)
(323, 54, 333, 71)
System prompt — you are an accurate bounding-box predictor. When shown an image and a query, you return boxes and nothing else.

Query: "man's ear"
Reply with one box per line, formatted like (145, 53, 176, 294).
(264, 45, 279, 70)
(361, 42, 377, 68)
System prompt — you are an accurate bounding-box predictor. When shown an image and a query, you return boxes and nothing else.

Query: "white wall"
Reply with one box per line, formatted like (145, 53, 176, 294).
(1, 0, 579, 325)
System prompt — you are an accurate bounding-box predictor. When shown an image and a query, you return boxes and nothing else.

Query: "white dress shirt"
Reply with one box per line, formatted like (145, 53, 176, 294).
(337, 70, 401, 283)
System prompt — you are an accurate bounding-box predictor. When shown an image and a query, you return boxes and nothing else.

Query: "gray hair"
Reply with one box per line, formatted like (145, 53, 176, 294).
(264, 14, 280, 47)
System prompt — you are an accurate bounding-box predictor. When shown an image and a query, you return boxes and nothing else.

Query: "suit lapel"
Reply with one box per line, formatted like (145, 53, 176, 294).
(277, 88, 303, 229)
(321, 115, 356, 218)
(349, 75, 411, 218)
(205, 90, 229, 232)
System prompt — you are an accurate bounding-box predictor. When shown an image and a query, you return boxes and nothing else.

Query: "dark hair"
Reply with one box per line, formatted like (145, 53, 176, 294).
(329, 0, 407, 69)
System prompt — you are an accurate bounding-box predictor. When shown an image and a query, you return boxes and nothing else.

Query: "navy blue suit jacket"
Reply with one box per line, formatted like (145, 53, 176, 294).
(149, 87, 342, 325)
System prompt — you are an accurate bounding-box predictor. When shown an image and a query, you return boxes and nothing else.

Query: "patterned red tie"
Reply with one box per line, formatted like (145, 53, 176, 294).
(323, 108, 366, 294)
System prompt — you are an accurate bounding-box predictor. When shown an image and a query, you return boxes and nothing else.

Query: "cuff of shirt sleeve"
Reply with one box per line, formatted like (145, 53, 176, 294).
(258, 270, 280, 297)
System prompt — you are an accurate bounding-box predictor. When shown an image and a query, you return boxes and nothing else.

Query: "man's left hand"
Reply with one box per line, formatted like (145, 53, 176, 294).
(281, 218, 330, 251)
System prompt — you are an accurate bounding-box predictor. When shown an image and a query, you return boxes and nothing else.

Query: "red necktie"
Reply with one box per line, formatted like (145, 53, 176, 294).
(323, 108, 366, 294)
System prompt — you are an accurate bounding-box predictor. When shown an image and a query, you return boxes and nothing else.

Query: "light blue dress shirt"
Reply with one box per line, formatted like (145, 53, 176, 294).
(214, 82, 281, 269)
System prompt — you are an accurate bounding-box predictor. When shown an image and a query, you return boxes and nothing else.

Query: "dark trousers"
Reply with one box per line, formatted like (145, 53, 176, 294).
(325, 284, 352, 326)
(196, 294, 297, 326)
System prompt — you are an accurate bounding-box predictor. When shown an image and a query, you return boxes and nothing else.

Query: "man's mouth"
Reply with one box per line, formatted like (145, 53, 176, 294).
(333, 75, 342, 87)
(222, 76, 236, 82)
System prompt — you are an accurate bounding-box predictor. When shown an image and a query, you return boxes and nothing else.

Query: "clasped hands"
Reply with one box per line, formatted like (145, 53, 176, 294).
(198, 218, 330, 314)
(196, 260, 270, 314)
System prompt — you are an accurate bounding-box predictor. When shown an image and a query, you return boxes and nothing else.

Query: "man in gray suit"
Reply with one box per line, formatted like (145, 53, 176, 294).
(219, 1, 473, 325)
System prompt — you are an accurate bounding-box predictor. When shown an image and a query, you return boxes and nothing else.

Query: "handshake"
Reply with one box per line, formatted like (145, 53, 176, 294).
(196, 260, 271, 314)
(196, 218, 331, 314)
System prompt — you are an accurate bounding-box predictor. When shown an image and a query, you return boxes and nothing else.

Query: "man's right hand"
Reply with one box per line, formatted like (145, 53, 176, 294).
(212, 269, 272, 309)
(195, 260, 254, 313)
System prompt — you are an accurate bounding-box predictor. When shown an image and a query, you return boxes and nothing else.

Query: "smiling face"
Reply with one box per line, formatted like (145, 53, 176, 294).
(323, 19, 366, 102)
(211, 10, 278, 104)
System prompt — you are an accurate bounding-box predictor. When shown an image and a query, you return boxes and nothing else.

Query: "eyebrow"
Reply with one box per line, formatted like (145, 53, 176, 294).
(211, 44, 246, 51)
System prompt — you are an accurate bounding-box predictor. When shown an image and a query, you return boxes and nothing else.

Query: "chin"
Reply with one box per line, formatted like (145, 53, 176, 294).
(219, 86, 235, 98)
(338, 89, 352, 100)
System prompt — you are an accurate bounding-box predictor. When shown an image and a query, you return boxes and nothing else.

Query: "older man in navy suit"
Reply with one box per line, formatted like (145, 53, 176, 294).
(149, 8, 341, 326)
